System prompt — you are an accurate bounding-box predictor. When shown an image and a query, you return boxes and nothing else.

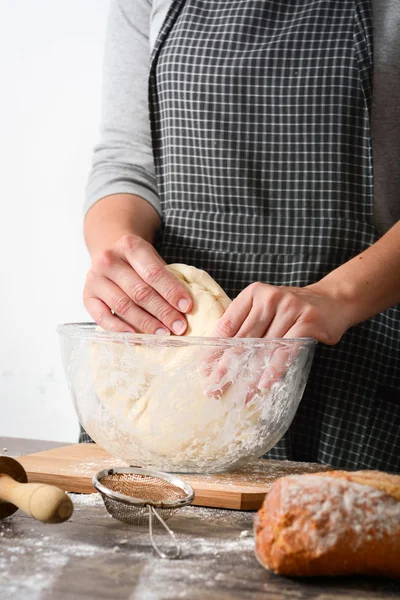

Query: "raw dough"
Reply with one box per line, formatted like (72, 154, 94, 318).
(164, 264, 231, 336)
(87, 264, 267, 469)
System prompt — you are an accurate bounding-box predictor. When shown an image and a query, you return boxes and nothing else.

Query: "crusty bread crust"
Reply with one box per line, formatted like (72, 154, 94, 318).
(255, 470, 400, 579)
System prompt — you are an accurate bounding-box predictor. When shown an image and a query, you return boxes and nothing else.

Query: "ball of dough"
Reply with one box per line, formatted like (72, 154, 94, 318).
(164, 263, 231, 336)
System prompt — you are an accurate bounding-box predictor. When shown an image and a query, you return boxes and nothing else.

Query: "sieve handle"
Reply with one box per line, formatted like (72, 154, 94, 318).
(148, 505, 181, 560)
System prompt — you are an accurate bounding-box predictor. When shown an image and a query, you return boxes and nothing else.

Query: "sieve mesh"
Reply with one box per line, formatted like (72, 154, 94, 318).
(101, 472, 187, 502)
(99, 472, 187, 525)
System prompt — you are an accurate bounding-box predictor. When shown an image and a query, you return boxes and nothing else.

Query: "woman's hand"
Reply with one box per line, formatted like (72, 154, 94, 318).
(211, 282, 351, 344)
(207, 282, 352, 401)
(83, 233, 193, 334)
(212, 220, 400, 343)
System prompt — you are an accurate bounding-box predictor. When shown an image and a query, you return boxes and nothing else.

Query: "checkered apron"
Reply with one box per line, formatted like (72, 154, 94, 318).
(148, 0, 400, 471)
(81, 0, 400, 471)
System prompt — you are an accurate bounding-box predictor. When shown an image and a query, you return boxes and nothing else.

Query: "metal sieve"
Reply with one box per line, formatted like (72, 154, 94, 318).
(93, 467, 194, 559)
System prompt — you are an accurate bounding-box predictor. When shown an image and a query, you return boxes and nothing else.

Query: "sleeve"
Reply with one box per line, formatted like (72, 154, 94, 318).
(84, 0, 161, 216)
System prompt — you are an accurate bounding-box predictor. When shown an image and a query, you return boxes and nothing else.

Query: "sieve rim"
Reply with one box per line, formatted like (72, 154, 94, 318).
(92, 467, 195, 508)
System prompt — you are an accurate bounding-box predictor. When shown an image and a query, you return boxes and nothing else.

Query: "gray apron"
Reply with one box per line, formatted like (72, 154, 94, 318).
(149, 0, 400, 470)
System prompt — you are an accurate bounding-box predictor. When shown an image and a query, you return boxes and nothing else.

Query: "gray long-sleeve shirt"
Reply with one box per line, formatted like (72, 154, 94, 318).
(85, 0, 400, 233)
(85, 0, 170, 217)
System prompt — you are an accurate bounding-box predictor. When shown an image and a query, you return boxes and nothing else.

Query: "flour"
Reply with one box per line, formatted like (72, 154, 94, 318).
(183, 458, 330, 490)
(68, 492, 102, 506)
(0, 540, 69, 600)
(128, 530, 255, 600)
(67, 457, 125, 476)
(0, 499, 257, 600)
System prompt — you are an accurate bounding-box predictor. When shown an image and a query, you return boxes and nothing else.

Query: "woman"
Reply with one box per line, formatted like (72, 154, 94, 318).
(82, 0, 400, 471)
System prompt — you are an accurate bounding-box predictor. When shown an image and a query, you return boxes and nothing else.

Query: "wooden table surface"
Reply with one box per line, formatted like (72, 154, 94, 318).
(1, 437, 399, 600)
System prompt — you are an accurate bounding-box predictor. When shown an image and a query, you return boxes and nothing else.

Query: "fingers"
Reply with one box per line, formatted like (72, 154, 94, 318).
(200, 342, 288, 407)
(254, 312, 316, 396)
(212, 283, 286, 339)
(211, 290, 253, 338)
(91, 254, 188, 334)
(263, 306, 300, 339)
(84, 274, 170, 334)
(117, 235, 193, 313)
(235, 296, 274, 338)
(242, 345, 292, 405)
(200, 280, 335, 406)
(213, 283, 324, 341)
(87, 234, 194, 335)
(199, 348, 224, 378)
(202, 347, 242, 399)
(257, 346, 291, 390)
(83, 297, 136, 333)
(252, 289, 302, 339)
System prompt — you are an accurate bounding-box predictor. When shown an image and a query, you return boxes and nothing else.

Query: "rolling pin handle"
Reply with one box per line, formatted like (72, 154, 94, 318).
(0, 474, 73, 523)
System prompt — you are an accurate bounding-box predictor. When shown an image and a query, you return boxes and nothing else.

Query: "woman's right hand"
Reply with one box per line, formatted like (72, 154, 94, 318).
(83, 233, 193, 335)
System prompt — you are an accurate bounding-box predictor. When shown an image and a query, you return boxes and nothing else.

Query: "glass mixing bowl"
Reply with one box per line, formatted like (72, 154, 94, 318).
(58, 323, 316, 473)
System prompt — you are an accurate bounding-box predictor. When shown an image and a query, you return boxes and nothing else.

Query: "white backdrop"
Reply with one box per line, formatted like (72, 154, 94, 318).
(0, 0, 110, 441)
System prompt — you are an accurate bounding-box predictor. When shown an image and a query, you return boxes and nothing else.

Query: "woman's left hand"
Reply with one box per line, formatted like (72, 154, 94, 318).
(211, 281, 351, 344)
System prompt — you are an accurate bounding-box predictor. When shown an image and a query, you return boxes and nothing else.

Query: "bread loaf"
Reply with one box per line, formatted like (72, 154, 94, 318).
(254, 470, 400, 579)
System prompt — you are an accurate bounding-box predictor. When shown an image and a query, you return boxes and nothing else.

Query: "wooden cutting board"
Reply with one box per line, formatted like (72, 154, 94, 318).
(19, 444, 331, 510)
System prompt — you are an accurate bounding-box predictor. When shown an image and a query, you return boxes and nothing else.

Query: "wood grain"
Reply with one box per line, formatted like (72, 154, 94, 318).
(18, 443, 331, 510)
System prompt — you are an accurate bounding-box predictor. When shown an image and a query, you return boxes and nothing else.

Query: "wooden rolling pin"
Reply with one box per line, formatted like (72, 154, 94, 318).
(0, 456, 73, 524)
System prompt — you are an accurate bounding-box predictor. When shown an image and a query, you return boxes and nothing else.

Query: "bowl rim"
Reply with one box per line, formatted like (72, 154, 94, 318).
(57, 322, 317, 348)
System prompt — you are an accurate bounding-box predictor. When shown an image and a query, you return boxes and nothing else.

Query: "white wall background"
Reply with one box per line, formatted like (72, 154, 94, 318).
(0, 1, 110, 442)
